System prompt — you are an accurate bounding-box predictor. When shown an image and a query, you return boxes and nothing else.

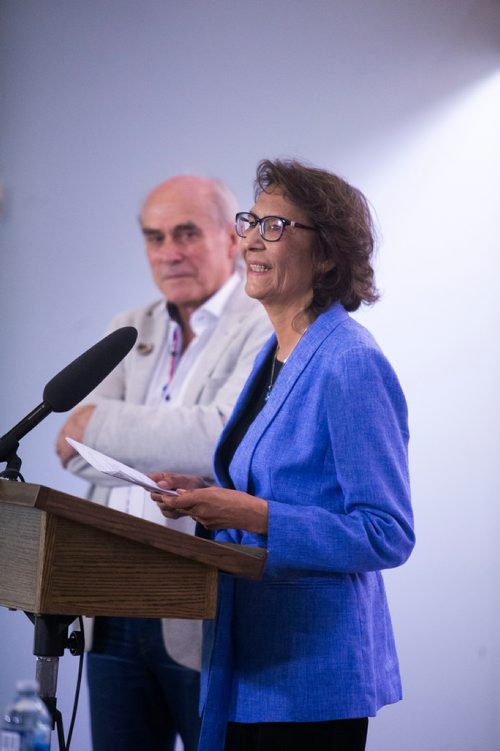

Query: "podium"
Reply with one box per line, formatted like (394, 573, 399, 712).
(0, 482, 266, 619)
(0, 482, 267, 748)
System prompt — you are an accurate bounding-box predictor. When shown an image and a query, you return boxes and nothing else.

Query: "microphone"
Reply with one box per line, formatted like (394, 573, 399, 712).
(0, 326, 138, 462)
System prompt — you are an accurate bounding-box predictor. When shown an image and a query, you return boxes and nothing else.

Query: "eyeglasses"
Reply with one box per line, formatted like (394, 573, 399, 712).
(235, 211, 318, 243)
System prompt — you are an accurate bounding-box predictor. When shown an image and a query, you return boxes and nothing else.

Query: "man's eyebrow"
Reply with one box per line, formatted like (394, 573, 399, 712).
(172, 221, 200, 232)
(141, 227, 164, 236)
(141, 222, 200, 236)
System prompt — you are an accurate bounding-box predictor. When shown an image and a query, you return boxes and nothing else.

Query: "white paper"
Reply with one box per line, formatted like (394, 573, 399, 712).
(66, 437, 178, 495)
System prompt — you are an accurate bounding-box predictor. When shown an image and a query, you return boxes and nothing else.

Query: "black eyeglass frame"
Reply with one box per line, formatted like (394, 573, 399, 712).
(235, 211, 318, 242)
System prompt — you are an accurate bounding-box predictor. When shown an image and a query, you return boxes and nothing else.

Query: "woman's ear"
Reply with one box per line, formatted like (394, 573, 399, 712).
(321, 258, 336, 273)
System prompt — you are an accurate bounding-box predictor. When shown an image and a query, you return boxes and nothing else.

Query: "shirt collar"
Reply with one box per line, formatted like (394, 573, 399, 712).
(165, 271, 240, 334)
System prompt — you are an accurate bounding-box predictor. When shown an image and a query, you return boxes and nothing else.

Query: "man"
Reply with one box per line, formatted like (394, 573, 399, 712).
(56, 175, 271, 751)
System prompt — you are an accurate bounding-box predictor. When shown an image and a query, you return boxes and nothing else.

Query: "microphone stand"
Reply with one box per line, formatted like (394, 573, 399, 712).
(1, 448, 84, 750)
(24, 613, 84, 751)
(0, 325, 138, 747)
(0, 440, 25, 482)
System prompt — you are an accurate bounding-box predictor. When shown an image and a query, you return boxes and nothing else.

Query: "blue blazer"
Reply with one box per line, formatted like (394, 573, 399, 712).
(198, 303, 415, 751)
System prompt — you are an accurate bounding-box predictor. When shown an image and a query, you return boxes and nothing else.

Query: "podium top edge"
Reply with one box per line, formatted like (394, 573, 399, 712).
(0, 482, 266, 580)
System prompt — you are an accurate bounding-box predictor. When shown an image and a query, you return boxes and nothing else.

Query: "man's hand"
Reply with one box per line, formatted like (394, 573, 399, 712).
(55, 405, 96, 467)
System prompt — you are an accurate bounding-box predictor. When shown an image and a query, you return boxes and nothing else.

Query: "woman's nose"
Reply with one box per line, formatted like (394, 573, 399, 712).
(243, 223, 265, 249)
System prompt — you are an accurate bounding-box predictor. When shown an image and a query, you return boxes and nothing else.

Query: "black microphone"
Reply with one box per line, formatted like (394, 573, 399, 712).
(0, 326, 138, 462)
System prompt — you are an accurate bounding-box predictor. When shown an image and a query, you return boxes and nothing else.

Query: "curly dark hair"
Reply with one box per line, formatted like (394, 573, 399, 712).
(255, 159, 379, 313)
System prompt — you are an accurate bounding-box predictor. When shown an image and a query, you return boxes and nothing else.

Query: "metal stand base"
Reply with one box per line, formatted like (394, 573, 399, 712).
(24, 613, 84, 751)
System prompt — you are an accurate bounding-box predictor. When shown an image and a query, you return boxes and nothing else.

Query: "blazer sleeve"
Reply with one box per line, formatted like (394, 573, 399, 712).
(68, 307, 271, 479)
(264, 345, 415, 577)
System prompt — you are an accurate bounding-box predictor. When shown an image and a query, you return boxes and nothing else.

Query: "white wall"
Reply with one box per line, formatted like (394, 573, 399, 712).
(1, 1, 499, 749)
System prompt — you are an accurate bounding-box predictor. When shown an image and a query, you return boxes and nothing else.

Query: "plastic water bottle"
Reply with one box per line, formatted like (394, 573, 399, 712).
(1, 679, 52, 751)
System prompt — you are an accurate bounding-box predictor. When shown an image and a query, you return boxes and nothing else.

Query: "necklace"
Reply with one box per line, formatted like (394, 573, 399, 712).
(264, 326, 309, 403)
(264, 346, 282, 403)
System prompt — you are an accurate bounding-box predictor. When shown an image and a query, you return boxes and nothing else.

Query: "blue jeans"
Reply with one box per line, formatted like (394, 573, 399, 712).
(87, 617, 201, 751)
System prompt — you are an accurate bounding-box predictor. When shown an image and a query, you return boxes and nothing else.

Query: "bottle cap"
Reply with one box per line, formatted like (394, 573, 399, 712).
(15, 679, 40, 693)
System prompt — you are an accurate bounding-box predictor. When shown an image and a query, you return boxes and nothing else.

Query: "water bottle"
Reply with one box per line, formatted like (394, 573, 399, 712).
(1, 679, 52, 751)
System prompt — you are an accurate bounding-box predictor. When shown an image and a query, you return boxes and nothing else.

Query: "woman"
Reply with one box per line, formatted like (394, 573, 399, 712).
(151, 159, 415, 751)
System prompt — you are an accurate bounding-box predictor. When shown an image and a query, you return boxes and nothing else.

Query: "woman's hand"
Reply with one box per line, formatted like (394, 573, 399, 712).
(151, 482, 268, 534)
(149, 472, 208, 520)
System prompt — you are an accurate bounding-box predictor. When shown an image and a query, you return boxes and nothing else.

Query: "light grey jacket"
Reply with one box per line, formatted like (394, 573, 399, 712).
(67, 276, 272, 668)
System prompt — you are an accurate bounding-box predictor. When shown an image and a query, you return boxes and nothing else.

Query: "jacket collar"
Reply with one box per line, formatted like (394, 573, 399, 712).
(214, 303, 349, 487)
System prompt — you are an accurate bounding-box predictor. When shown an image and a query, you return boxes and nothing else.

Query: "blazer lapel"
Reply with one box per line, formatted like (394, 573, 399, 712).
(182, 307, 250, 405)
(216, 304, 349, 491)
(127, 303, 168, 403)
(213, 336, 275, 487)
(179, 277, 265, 406)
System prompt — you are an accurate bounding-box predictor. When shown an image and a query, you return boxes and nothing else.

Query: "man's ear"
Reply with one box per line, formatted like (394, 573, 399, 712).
(227, 227, 240, 260)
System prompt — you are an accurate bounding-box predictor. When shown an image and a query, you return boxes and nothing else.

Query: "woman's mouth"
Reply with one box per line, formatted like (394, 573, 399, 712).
(248, 263, 271, 273)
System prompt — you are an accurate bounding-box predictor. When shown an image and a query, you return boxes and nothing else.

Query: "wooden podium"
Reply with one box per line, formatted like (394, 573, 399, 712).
(0, 481, 266, 620)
